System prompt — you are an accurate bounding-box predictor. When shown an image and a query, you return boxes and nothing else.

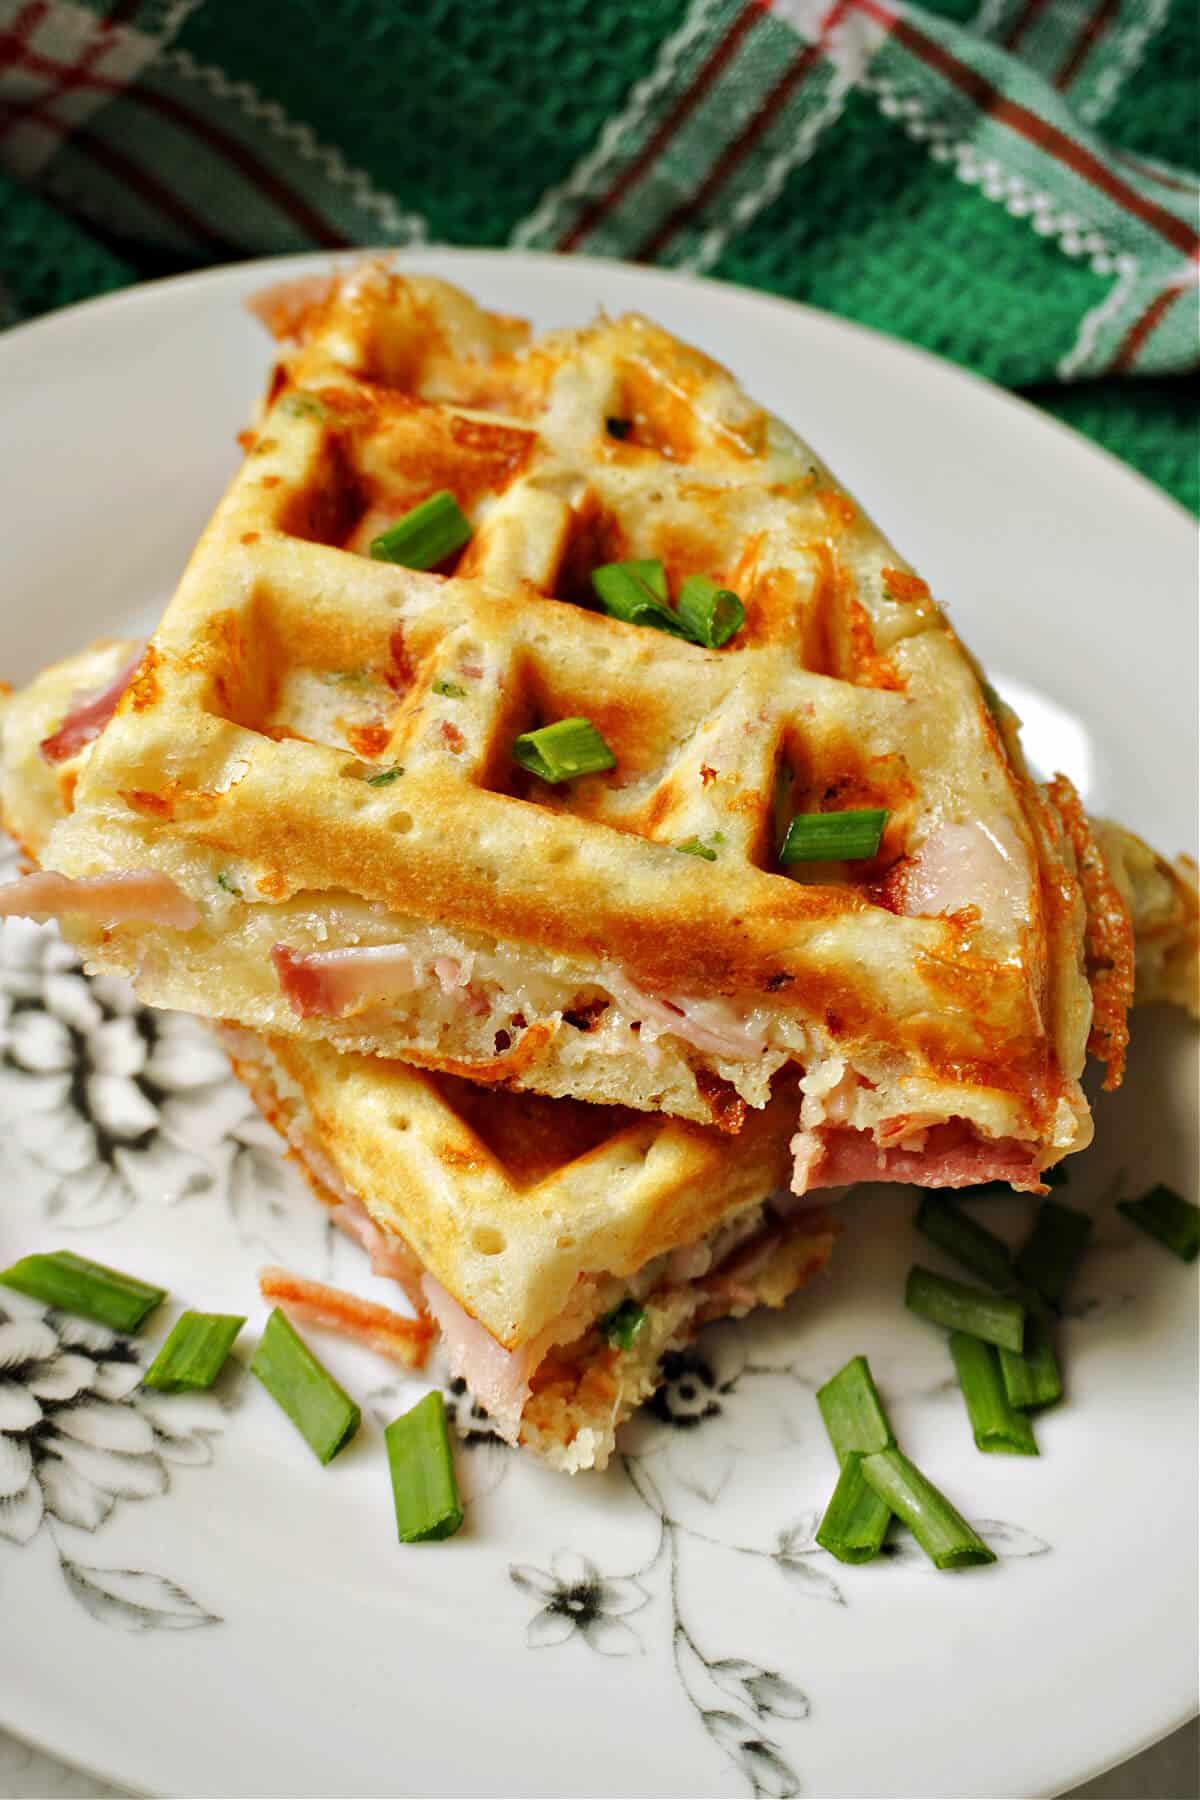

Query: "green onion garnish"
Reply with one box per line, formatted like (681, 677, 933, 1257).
(433, 679, 466, 698)
(366, 766, 405, 787)
(513, 718, 616, 784)
(369, 491, 471, 570)
(600, 1303, 647, 1346)
(949, 1331, 1038, 1455)
(905, 1265, 1025, 1354)
(385, 1391, 463, 1542)
(1117, 1184, 1200, 1263)
(998, 1315, 1063, 1411)
(1013, 1200, 1092, 1309)
(250, 1307, 360, 1465)
(815, 1355, 894, 1563)
(859, 1449, 996, 1570)
(590, 559, 691, 637)
(779, 809, 888, 864)
(676, 575, 745, 649)
(676, 837, 717, 861)
(0, 1251, 165, 1334)
(599, 1299, 647, 1350)
(816, 1453, 893, 1564)
(216, 870, 237, 893)
(279, 391, 325, 420)
(817, 1354, 896, 1458)
(916, 1193, 1015, 1291)
(142, 1311, 245, 1392)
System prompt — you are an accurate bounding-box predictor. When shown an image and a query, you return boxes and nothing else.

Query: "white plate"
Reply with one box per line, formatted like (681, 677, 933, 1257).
(0, 250, 1196, 1800)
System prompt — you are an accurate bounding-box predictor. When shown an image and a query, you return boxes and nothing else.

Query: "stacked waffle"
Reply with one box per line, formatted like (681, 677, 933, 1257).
(1, 265, 1195, 1469)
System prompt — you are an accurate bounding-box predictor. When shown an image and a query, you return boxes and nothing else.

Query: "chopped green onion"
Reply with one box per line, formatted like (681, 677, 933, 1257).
(142, 1311, 245, 1392)
(779, 808, 888, 865)
(599, 1299, 647, 1350)
(860, 1449, 995, 1570)
(250, 1307, 360, 1465)
(216, 870, 237, 892)
(998, 1315, 1063, 1411)
(369, 491, 471, 570)
(815, 1452, 891, 1563)
(279, 391, 325, 420)
(590, 559, 690, 637)
(366, 766, 405, 787)
(980, 681, 1004, 723)
(0, 1251, 165, 1334)
(1013, 1200, 1092, 1309)
(817, 1353, 896, 1460)
(385, 1391, 463, 1542)
(905, 1265, 1025, 1354)
(513, 717, 616, 784)
(676, 837, 718, 861)
(1117, 1184, 1200, 1264)
(949, 1331, 1038, 1455)
(916, 1193, 1015, 1291)
(433, 679, 466, 698)
(676, 575, 745, 649)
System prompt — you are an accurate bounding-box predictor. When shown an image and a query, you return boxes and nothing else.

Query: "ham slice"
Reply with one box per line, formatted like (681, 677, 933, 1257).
(38, 647, 144, 764)
(0, 870, 201, 930)
(332, 1198, 429, 1317)
(258, 1266, 434, 1369)
(272, 942, 417, 1019)
(791, 1120, 1043, 1195)
(420, 1275, 533, 1445)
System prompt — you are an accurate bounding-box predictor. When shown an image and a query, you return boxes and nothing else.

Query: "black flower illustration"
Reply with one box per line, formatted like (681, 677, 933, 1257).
(0, 1301, 224, 1544)
(702, 1709, 801, 1798)
(622, 1331, 753, 1503)
(646, 1347, 727, 1429)
(510, 1549, 649, 1654)
(0, 898, 237, 1226)
(710, 1659, 810, 1723)
(444, 1375, 503, 1447)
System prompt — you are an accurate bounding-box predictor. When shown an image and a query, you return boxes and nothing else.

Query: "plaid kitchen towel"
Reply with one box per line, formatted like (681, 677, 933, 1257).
(0, 0, 1196, 508)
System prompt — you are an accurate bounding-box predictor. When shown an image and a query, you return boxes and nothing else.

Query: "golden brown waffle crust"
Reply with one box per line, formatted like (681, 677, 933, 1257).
(15, 268, 1122, 1158)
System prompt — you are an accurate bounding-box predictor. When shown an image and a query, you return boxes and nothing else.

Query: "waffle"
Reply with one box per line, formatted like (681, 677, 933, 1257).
(3, 642, 1194, 1470)
(0, 642, 835, 1473)
(0, 266, 1143, 1190)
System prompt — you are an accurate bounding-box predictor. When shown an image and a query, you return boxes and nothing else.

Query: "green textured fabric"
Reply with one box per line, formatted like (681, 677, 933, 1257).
(0, 169, 131, 325)
(0, 0, 1195, 509)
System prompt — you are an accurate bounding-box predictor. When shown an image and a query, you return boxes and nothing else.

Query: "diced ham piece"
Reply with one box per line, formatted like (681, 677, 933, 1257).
(258, 1266, 434, 1369)
(246, 274, 336, 340)
(272, 942, 418, 1019)
(331, 1198, 429, 1317)
(433, 956, 464, 993)
(900, 818, 1029, 925)
(791, 1120, 1044, 1196)
(0, 870, 201, 930)
(420, 1275, 533, 1445)
(39, 646, 145, 764)
(605, 971, 768, 1062)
